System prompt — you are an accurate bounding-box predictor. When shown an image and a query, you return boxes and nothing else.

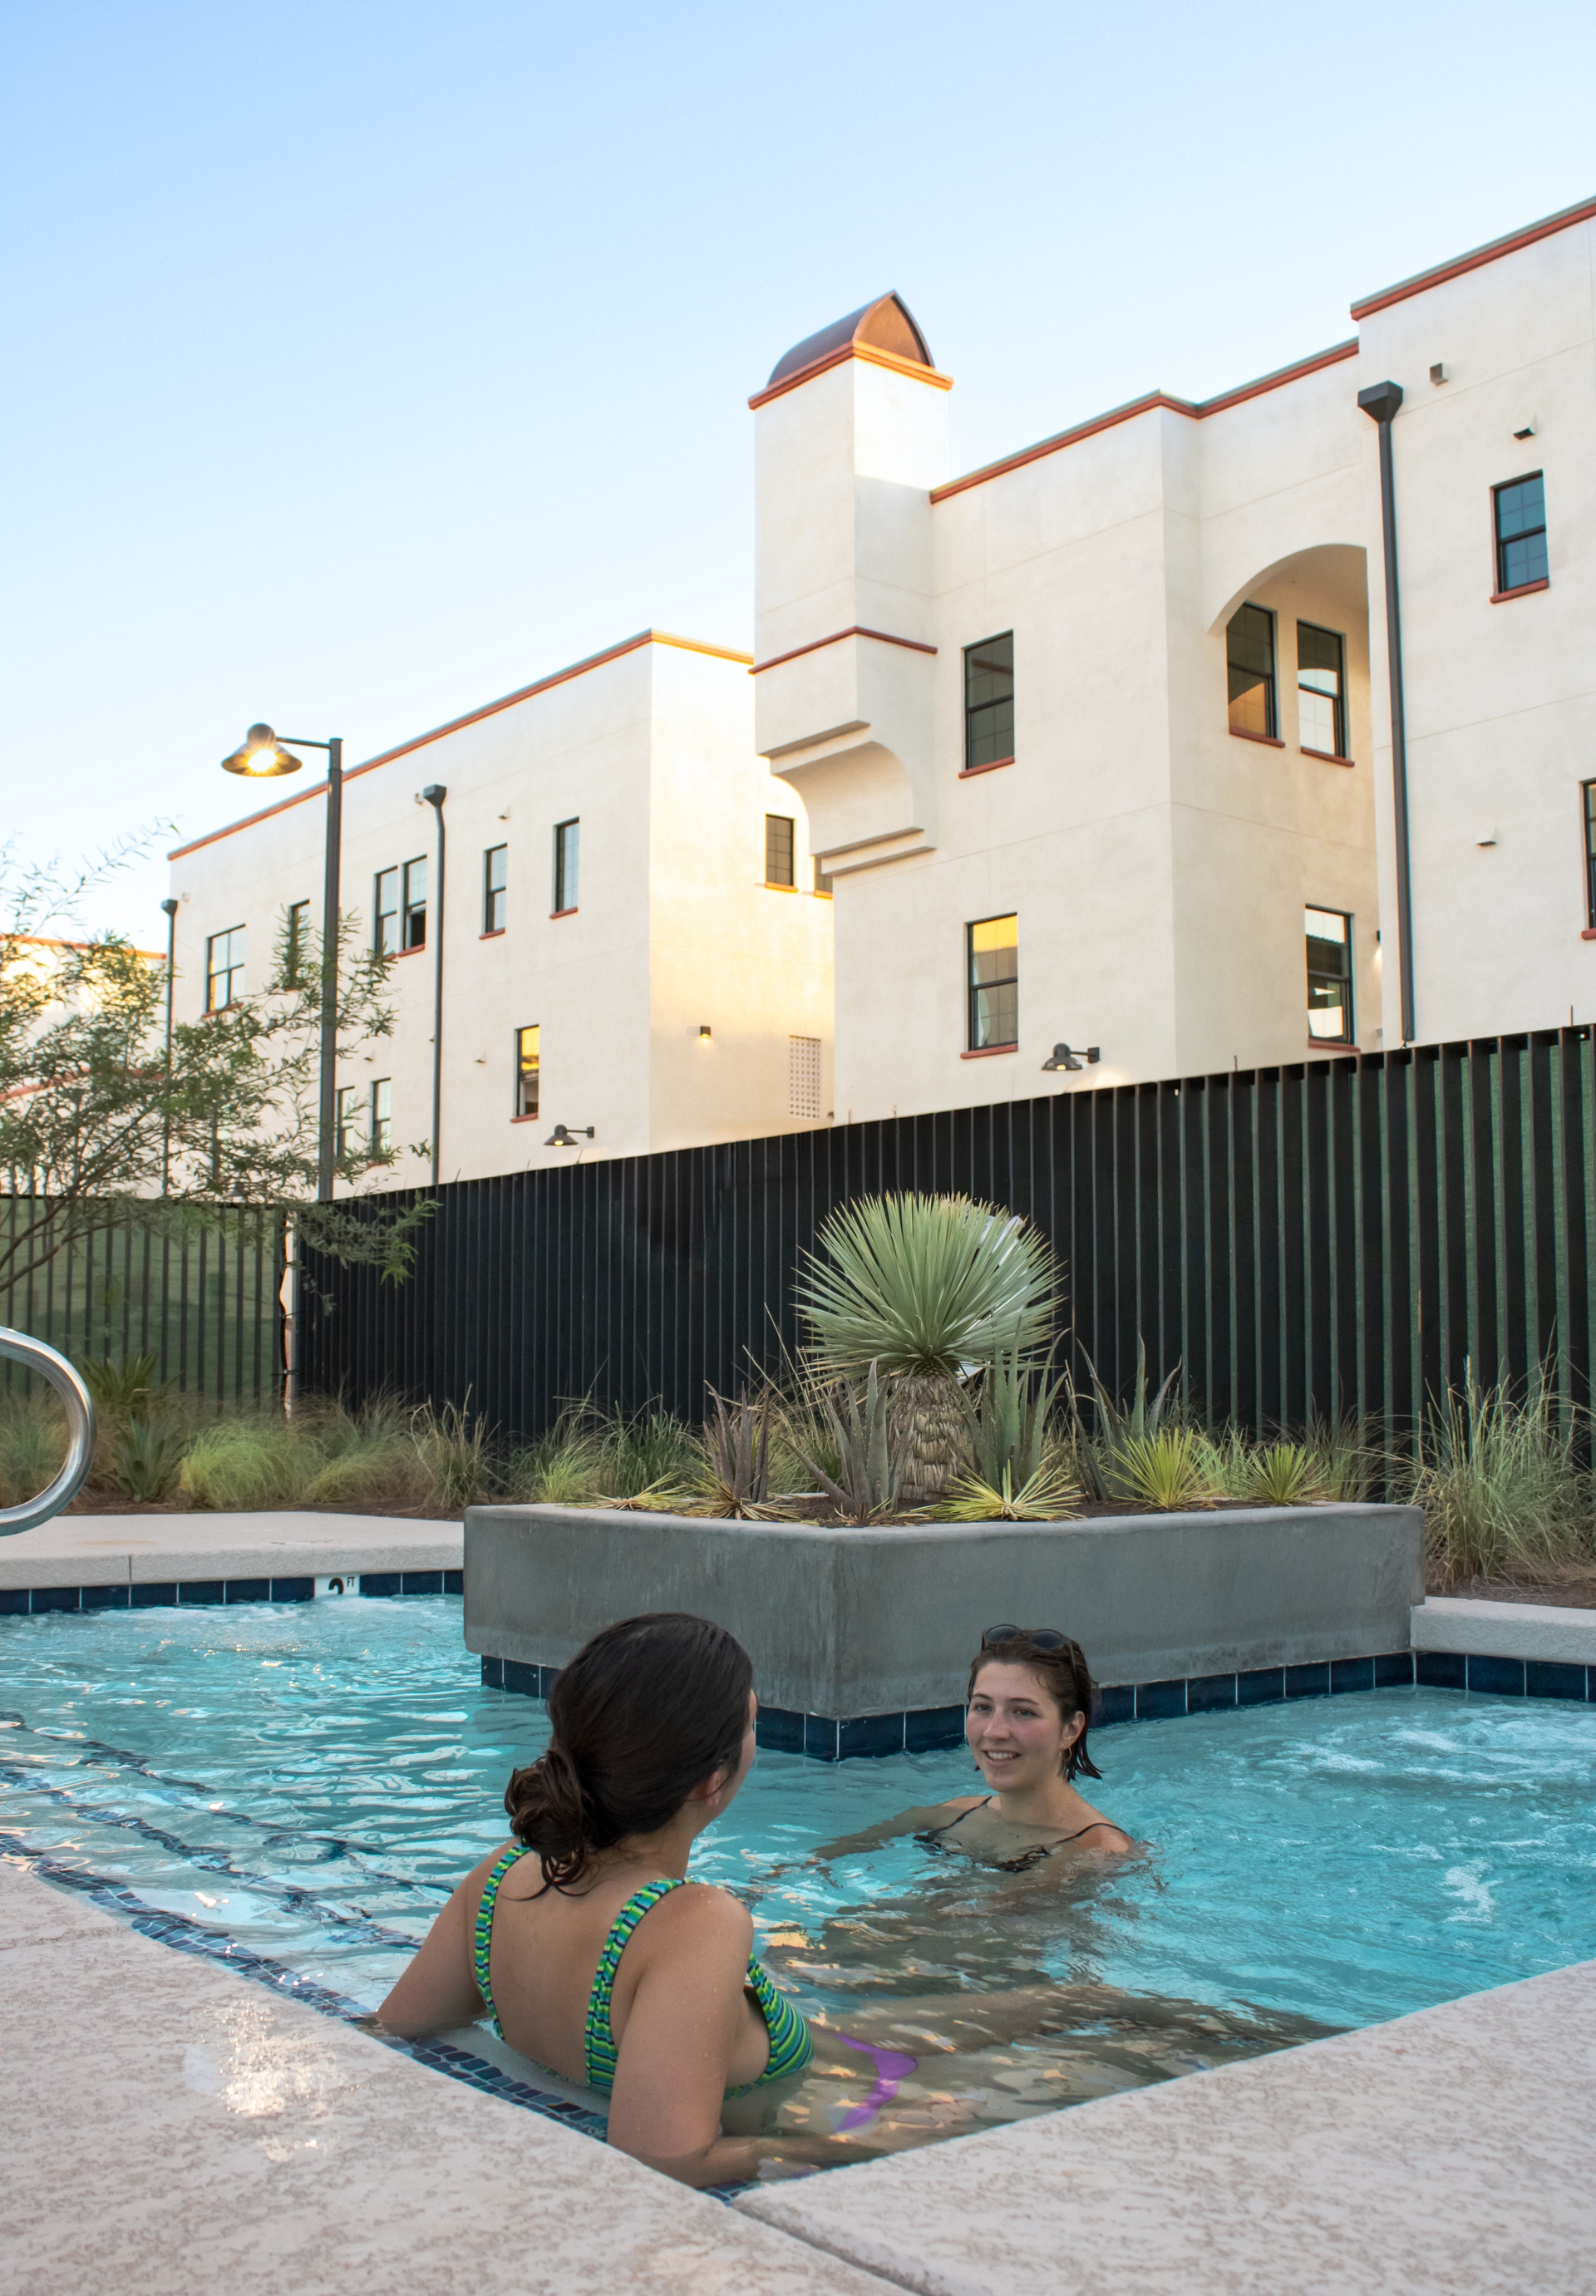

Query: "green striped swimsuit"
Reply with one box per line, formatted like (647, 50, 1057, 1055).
(472, 1845, 813, 2095)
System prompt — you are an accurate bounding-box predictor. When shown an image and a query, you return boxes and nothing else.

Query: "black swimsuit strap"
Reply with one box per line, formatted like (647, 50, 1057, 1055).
(922, 1796, 993, 1838)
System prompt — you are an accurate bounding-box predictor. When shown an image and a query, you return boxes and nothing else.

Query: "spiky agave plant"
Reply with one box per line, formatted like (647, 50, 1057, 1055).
(1244, 1441, 1329, 1507)
(1108, 1428, 1217, 1512)
(956, 1345, 1066, 1491)
(694, 1387, 787, 1520)
(794, 1194, 1062, 1506)
(794, 1362, 909, 1523)
(942, 1459, 1083, 1522)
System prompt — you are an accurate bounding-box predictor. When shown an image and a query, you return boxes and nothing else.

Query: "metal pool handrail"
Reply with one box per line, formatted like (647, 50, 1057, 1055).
(0, 1328, 96, 1535)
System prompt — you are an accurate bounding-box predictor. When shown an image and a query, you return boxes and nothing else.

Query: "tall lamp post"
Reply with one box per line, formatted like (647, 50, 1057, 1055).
(159, 896, 178, 1195)
(220, 723, 343, 1199)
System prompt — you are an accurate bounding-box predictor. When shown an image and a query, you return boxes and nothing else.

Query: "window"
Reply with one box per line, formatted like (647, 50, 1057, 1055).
(283, 900, 310, 988)
(1584, 783, 1596, 930)
(205, 925, 245, 1012)
(967, 914, 1018, 1050)
(1306, 908, 1352, 1043)
(789, 1035, 821, 1119)
(375, 868, 400, 956)
(1227, 604, 1276, 738)
(765, 815, 796, 887)
(401, 857, 427, 951)
(1495, 473, 1547, 593)
(964, 632, 1014, 771)
(515, 1024, 540, 1118)
(554, 819, 579, 913)
(1297, 624, 1346, 759)
(483, 845, 507, 934)
(336, 1083, 362, 1160)
(371, 1078, 392, 1156)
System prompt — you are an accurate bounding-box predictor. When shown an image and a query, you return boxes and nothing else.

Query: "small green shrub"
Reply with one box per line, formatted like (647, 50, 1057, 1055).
(1410, 1364, 1591, 1583)
(0, 1393, 69, 1508)
(1244, 1442, 1328, 1508)
(504, 1407, 604, 1505)
(942, 1460, 1082, 1521)
(593, 1405, 698, 1499)
(1108, 1428, 1216, 1512)
(106, 1413, 181, 1502)
(411, 1398, 494, 1510)
(179, 1419, 311, 1510)
(793, 1362, 910, 1523)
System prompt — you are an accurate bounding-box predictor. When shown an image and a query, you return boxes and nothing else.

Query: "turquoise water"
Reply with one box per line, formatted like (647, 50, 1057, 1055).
(3, 1597, 1594, 2151)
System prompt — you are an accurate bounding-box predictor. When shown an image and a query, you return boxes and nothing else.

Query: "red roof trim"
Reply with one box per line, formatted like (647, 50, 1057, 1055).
(1350, 195, 1596, 318)
(749, 341, 955, 411)
(929, 341, 1360, 505)
(751, 625, 938, 676)
(167, 630, 752, 861)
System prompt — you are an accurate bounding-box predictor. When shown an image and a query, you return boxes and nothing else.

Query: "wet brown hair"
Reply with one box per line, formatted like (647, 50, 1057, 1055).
(503, 1612, 754, 1893)
(967, 1630, 1103, 1781)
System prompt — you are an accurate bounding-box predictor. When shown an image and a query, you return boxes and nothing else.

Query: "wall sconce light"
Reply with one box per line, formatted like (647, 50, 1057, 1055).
(1512, 420, 1536, 439)
(1042, 1042, 1101, 1073)
(545, 1123, 594, 1147)
(1429, 362, 1446, 385)
(698, 1025, 712, 1042)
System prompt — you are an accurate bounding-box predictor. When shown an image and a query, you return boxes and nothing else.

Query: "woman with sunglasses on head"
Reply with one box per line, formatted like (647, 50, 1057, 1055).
(812, 1626, 1132, 1870)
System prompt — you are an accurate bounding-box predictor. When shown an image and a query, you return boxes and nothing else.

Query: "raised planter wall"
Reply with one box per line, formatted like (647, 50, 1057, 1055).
(465, 1503, 1424, 1754)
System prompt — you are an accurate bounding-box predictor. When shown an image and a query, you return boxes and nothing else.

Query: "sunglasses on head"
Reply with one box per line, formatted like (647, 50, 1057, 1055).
(982, 1624, 1067, 1651)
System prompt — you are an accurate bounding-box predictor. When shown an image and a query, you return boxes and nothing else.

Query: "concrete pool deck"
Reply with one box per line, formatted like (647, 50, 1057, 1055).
(5, 1857, 1591, 2294)
(0, 1510, 462, 1594)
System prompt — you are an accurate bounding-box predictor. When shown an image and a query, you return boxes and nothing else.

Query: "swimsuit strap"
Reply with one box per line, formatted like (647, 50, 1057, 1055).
(584, 1878, 686, 2092)
(918, 1796, 993, 1841)
(473, 1841, 535, 2037)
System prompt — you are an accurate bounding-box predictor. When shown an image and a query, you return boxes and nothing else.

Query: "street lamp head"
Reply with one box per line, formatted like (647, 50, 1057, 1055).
(1042, 1042, 1101, 1073)
(544, 1123, 595, 1148)
(221, 723, 303, 778)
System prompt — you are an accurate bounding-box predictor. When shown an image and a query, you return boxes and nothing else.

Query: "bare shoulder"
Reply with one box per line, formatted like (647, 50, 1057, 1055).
(634, 1882, 754, 1956)
(1073, 1818, 1135, 1854)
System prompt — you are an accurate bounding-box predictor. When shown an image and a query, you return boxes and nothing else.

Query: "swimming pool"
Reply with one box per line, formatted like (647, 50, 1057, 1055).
(4, 1596, 1594, 2161)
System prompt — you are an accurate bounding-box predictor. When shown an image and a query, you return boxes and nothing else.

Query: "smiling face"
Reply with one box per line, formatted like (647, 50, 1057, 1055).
(966, 1660, 1084, 1795)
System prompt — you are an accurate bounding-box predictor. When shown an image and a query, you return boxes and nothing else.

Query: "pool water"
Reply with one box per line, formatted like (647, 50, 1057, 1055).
(4, 1597, 1594, 2162)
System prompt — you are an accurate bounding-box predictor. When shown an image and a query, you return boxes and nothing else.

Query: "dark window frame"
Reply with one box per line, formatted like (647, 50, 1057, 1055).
(1583, 781, 1596, 932)
(401, 856, 427, 952)
(515, 1024, 540, 1119)
(371, 1077, 392, 1156)
(1227, 604, 1277, 741)
(1296, 622, 1347, 760)
(765, 814, 796, 887)
(283, 900, 310, 988)
(375, 868, 400, 956)
(1306, 905, 1354, 1047)
(963, 632, 1015, 772)
(554, 819, 579, 914)
(484, 845, 508, 934)
(335, 1082, 362, 1161)
(966, 913, 1019, 1052)
(205, 924, 245, 1013)
(1493, 471, 1547, 594)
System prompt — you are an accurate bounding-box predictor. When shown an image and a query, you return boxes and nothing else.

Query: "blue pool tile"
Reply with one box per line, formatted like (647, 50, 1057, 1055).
(804, 1714, 840, 1761)
(1467, 1653, 1526, 1698)
(271, 1577, 314, 1603)
(1330, 1657, 1375, 1696)
(1187, 1673, 1237, 1713)
(0, 1589, 28, 1614)
(1416, 1648, 1466, 1690)
(178, 1581, 227, 1606)
(224, 1578, 272, 1604)
(755, 1705, 805, 1753)
(501, 1660, 540, 1697)
(1525, 1659, 1587, 1702)
(838, 1712, 906, 1759)
(1095, 1683, 1135, 1727)
(1373, 1651, 1415, 1687)
(480, 1655, 504, 1688)
(81, 1584, 130, 1609)
(31, 1586, 81, 1614)
(443, 1569, 463, 1594)
(1135, 1678, 1187, 1722)
(1285, 1663, 1330, 1701)
(904, 1703, 967, 1752)
(131, 1582, 177, 1607)
(539, 1665, 562, 1696)
(401, 1571, 444, 1596)
(361, 1572, 402, 1599)
(1237, 1667, 1285, 1707)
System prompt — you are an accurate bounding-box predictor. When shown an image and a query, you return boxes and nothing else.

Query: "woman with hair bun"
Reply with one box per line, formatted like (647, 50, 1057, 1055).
(377, 1612, 815, 2186)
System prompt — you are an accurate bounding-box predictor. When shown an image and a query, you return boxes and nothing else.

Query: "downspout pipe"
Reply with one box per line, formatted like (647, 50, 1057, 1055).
(160, 897, 178, 1195)
(1357, 380, 1416, 1046)
(421, 786, 446, 1185)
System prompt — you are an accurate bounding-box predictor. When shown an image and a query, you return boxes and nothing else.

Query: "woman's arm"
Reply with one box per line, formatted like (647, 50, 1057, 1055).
(375, 1846, 502, 2037)
(808, 1799, 983, 1863)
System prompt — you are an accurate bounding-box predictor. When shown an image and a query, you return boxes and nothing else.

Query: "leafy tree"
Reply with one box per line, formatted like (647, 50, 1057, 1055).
(0, 840, 431, 1293)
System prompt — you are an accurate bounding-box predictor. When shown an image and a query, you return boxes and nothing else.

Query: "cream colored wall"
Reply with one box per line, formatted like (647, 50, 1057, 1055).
(169, 638, 834, 1184)
(645, 645, 834, 1148)
(1356, 217, 1596, 1043)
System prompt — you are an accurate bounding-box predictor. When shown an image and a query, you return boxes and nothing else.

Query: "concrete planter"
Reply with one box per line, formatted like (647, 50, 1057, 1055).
(465, 1501, 1423, 1758)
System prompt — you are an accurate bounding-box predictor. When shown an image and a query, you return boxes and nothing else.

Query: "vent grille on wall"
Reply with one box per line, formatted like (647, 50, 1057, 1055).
(788, 1035, 821, 1120)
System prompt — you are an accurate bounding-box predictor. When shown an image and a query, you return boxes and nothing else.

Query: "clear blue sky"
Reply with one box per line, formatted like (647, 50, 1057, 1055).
(5, 0, 1594, 939)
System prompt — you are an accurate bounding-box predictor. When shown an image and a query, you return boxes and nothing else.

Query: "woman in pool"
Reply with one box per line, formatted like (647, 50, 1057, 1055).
(377, 1611, 820, 2187)
(814, 1626, 1133, 1870)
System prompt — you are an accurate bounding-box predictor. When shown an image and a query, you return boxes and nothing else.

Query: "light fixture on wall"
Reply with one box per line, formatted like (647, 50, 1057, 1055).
(698, 1025, 712, 1042)
(1042, 1042, 1100, 1073)
(1429, 363, 1446, 385)
(544, 1123, 594, 1147)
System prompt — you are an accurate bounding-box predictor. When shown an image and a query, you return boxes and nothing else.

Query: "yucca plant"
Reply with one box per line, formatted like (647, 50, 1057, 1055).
(106, 1412, 181, 1502)
(942, 1459, 1082, 1522)
(795, 1193, 1062, 1505)
(956, 1345, 1066, 1490)
(696, 1387, 783, 1519)
(1244, 1441, 1328, 1508)
(1071, 1339, 1180, 1501)
(1410, 1362, 1590, 1583)
(794, 1361, 909, 1523)
(1108, 1427, 1216, 1512)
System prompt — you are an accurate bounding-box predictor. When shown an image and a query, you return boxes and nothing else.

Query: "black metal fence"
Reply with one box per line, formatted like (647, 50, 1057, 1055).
(301, 1027, 1596, 1444)
(0, 1200, 286, 1406)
